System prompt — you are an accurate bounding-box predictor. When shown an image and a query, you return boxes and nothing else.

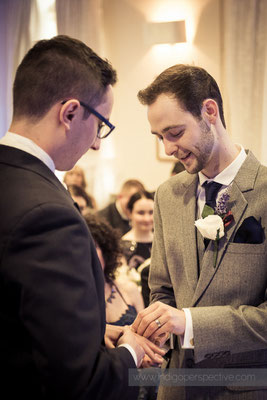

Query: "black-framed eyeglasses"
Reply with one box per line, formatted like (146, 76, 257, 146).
(61, 100, 115, 139)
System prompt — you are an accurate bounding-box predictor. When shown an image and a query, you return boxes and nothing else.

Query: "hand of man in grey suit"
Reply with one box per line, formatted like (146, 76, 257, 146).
(132, 301, 186, 345)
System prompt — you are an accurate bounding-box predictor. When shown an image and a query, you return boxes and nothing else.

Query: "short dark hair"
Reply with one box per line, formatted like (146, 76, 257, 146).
(138, 64, 226, 128)
(13, 35, 117, 121)
(84, 213, 122, 282)
(67, 184, 94, 209)
(127, 190, 154, 213)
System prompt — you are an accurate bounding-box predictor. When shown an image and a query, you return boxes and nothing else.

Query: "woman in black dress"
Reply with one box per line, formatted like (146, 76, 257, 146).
(121, 190, 154, 270)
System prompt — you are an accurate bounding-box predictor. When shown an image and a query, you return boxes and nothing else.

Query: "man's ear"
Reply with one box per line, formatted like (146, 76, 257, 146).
(201, 99, 218, 125)
(59, 100, 80, 130)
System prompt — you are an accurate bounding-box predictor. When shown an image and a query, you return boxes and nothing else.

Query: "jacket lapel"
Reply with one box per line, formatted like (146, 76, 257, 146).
(191, 151, 260, 306)
(181, 174, 199, 292)
(0, 145, 72, 201)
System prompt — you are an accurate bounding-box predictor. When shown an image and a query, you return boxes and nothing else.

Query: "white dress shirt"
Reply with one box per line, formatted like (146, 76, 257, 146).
(0, 131, 55, 172)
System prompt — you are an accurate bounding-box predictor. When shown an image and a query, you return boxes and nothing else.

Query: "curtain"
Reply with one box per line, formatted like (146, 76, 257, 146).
(0, 0, 33, 137)
(221, 0, 267, 163)
(56, 0, 104, 55)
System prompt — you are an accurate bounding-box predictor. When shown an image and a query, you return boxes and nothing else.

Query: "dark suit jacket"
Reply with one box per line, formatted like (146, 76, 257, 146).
(98, 202, 130, 236)
(149, 151, 267, 399)
(0, 145, 137, 400)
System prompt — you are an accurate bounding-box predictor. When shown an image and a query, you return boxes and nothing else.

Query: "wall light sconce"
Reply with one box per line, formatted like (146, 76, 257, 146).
(144, 20, 186, 46)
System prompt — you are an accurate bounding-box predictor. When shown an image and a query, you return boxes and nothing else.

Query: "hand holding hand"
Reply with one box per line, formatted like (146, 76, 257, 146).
(133, 330, 166, 366)
(105, 324, 124, 348)
(131, 301, 186, 342)
(117, 326, 145, 367)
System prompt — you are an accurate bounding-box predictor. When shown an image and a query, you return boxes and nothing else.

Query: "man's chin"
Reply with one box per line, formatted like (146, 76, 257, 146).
(183, 163, 200, 175)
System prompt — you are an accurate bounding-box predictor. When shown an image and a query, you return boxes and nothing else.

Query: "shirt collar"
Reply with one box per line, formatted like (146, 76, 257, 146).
(198, 145, 247, 187)
(0, 131, 55, 172)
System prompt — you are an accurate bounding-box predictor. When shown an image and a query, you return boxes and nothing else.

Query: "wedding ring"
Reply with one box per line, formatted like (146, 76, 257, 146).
(155, 318, 161, 328)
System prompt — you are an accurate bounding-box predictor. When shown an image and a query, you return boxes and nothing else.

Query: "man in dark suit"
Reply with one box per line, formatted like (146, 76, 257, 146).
(133, 65, 267, 399)
(98, 179, 145, 236)
(0, 35, 163, 400)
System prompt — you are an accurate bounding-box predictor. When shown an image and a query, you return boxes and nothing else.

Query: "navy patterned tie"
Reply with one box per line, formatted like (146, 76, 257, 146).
(202, 181, 222, 214)
(202, 181, 222, 248)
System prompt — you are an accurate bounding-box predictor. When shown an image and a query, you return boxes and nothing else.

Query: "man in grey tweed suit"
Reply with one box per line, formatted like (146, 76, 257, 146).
(132, 64, 267, 399)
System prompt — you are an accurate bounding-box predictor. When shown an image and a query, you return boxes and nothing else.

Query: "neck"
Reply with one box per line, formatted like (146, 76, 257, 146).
(202, 129, 240, 179)
(10, 105, 66, 170)
(124, 228, 153, 242)
(10, 118, 53, 155)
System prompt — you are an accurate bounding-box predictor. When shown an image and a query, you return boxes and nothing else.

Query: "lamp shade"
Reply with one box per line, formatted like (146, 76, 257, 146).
(144, 20, 186, 45)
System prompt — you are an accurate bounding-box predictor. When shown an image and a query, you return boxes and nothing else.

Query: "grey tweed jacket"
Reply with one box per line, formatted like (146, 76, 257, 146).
(149, 151, 267, 399)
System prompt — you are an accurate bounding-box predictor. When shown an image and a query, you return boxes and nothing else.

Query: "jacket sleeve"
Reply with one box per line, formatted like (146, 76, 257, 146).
(2, 202, 138, 400)
(149, 190, 176, 308)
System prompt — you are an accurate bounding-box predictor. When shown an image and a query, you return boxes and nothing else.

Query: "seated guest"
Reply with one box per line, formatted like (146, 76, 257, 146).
(63, 164, 87, 189)
(84, 213, 144, 325)
(68, 184, 97, 214)
(85, 213, 161, 400)
(121, 191, 154, 270)
(98, 179, 145, 236)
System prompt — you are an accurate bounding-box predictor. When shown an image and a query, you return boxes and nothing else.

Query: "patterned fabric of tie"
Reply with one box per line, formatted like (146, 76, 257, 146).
(202, 181, 222, 249)
(202, 181, 222, 215)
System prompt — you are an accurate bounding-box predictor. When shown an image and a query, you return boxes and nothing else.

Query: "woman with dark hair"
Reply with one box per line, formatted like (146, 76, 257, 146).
(68, 184, 97, 214)
(85, 213, 161, 400)
(121, 190, 154, 270)
(84, 213, 144, 325)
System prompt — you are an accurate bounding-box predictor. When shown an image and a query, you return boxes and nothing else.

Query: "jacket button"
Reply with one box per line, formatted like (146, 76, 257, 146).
(186, 358, 194, 368)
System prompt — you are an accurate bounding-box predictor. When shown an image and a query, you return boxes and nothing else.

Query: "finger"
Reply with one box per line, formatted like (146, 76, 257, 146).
(142, 356, 161, 368)
(142, 338, 166, 355)
(135, 309, 164, 337)
(152, 332, 170, 348)
(143, 346, 164, 364)
(142, 313, 167, 338)
(105, 337, 115, 348)
(131, 303, 159, 333)
(149, 324, 170, 343)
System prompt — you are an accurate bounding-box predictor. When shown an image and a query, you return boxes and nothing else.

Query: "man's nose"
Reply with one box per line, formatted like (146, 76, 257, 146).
(91, 136, 101, 150)
(144, 213, 152, 221)
(163, 138, 177, 157)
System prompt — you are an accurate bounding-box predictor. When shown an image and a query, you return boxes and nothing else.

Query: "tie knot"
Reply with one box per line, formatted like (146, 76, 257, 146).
(203, 181, 222, 210)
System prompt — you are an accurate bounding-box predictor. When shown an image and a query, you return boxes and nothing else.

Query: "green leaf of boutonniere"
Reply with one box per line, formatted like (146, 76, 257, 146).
(202, 204, 215, 219)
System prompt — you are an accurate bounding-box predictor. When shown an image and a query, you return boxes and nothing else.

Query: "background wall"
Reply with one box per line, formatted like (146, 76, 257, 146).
(2, 0, 267, 209)
(78, 0, 222, 207)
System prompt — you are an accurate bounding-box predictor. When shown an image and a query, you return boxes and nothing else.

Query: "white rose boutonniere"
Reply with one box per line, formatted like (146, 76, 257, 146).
(195, 188, 234, 268)
(195, 215, 224, 268)
(194, 215, 224, 240)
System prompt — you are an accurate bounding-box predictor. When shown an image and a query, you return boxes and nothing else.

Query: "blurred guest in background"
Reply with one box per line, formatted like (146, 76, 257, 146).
(68, 184, 97, 214)
(85, 213, 161, 400)
(122, 191, 154, 270)
(85, 213, 144, 325)
(98, 179, 145, 236)
(63, 165, 87, 189)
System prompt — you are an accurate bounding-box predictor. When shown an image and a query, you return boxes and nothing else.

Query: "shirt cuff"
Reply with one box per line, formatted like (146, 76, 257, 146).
(118, 344, 137, 366)
(180, 308, 194, 349)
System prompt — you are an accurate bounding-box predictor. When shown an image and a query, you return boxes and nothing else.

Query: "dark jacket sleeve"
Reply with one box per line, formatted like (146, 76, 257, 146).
(1, 202, 138, 400)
